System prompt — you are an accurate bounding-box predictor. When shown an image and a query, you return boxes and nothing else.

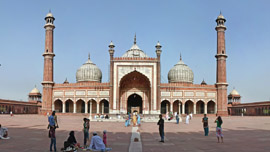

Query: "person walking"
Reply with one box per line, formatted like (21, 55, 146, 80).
(176, 112, 180, 124)
(125, 115, 129, 127)
(137, 114, 141, 127)
(202, 114, 209, 136)
(215, 116, 224, 143)
(83, 118, 90, 148)
(185, 114, 190, 124)
(157, 114, 164, 143)
(132, 113, 137, 126)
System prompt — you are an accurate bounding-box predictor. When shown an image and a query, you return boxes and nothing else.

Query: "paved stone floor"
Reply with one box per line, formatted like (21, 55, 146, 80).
(0, 115, 270, 152)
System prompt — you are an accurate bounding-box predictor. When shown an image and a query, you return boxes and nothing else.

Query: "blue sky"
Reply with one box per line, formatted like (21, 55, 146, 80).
(0, 0, 269, 102)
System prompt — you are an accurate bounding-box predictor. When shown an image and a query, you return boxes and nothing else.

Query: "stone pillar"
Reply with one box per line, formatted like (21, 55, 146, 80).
(215, 103, 218, 114)
(102, 102, 104, 114)
(178, 102, 181, 114)
(85, 102, 88, 114)
(193, 102, 196, 114)
(204, 102, 207, 114)
(182, 102, 185, 114)
(89, 102, 92, 119)
(63, 102, 66, 113)
(166, 103, 169, 113)
(97, 103, 99, 114)
(73, 103, 76, 113)
(52, 104, 55, 111)
(170, 102, 173, 112)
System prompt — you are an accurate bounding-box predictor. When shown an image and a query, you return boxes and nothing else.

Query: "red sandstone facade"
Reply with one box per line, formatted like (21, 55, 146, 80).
(41, 12, 229, 116)
(0, 99, 41, 114)
(228, 101, 270, 116)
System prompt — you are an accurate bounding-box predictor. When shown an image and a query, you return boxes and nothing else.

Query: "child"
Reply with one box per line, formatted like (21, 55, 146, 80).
(125, 115, 129, 127)
(103, 130, 107, 147)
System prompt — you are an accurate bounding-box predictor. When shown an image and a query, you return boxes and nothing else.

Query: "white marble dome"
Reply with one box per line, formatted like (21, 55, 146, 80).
(122, 35, 148, 58)
(168, 57, 194, 83)
(76, 55, 102, 82)
(230, 89, 240, 96)
(30, 87, 40, 94)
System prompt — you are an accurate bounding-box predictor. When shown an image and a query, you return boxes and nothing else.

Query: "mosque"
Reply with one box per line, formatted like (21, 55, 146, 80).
(41, 12, 229, 116)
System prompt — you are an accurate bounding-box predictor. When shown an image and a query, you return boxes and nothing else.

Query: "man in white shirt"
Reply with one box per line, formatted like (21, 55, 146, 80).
(88, 132, 111, 151)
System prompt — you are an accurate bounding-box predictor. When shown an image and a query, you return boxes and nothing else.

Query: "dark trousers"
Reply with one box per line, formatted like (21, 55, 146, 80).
(204, 127, 209, 136)
(176, 118, 179, 124)
(50, 138, 56, 151)
(159, 129, 164, 141)
(84, 132, 89, 146)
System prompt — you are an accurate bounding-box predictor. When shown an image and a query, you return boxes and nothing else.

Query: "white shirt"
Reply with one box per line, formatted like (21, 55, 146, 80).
(88, 135, 105, 150)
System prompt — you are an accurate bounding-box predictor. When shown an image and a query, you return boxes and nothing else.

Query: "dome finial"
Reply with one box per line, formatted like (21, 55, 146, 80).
(180, 53, 182, 61)
(134, 33, 136, 44)
(88, 53, 90, 60)
(49, 9, 51, 13)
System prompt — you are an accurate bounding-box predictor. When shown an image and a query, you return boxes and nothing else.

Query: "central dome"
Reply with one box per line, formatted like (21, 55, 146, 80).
(168, 55, 194, 83)
(76, 54, 102, 82)
(122, 35, 148, 58)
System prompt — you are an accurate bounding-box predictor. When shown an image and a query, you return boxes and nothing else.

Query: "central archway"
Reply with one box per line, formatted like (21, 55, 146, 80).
(127, 93, 143, 114)
(120, 71, 151, 114)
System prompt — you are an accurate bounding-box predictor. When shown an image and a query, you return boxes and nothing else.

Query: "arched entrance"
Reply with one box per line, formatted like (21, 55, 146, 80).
(65, 99, 74, 113)
(100, 99, 109, 114)
(127, 94, 142, 114)
(161, 100, 170, 114)
(173, 100, 181, 114)
(54, 100, 63, 113)
(88, 100, 97, 114)
(120, 71, 151, 114)
(196, 100, 204, 114)
(185, 100, 194, 114)
(76, 99, 85, 113)
(207, 101, 215, 114)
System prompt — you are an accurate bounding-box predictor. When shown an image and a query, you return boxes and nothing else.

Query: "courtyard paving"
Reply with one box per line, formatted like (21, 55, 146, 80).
(0, 115, 270, 152)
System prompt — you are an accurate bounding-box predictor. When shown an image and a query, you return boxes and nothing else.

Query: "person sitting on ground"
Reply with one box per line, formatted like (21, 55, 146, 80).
(63, 131, 80, 151)
(0, 124, 10, 139)
(87, 132, 112, 151)
(100, 115, 104, 119)
(105, 114, 109, 119)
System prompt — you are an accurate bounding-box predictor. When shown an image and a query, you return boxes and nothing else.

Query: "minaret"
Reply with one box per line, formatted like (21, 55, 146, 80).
(41, 11, 55, 114)
(215, 12, 228, 116)
(155, 41, 162, 113)
(108, 41, 115, 112)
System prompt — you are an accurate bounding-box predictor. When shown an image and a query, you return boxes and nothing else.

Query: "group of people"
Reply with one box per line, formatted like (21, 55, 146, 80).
(125, 112, 141, 127)
(47, 111, 112, 152)
(157, 114, 224, 143)
(94, 114, 110, 120)
(202, 114, 224, 143)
